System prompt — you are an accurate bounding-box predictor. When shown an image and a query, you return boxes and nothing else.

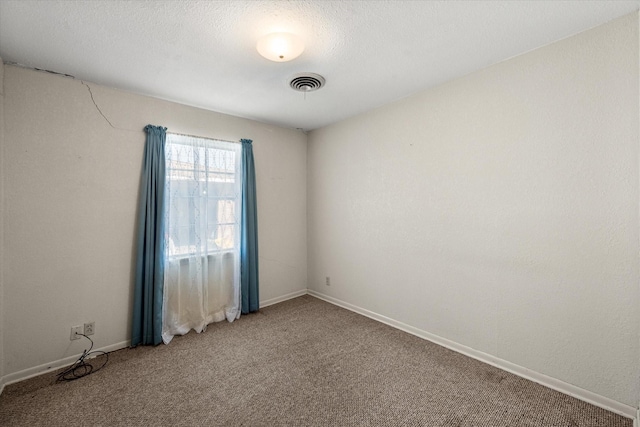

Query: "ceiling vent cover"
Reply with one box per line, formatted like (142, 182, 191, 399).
(289, 73, 325, 92)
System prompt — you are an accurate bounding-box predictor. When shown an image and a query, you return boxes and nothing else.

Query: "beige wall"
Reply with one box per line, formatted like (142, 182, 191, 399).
(0, 56, 5, 385)
(308, 13, 639, 407)
(1, 65, 307, 378)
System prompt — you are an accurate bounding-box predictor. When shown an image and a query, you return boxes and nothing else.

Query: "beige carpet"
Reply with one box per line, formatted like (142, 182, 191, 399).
(0, 295, 632, 426)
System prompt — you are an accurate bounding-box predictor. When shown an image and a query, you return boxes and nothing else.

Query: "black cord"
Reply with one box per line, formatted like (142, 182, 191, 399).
(56, 333, 109, 382)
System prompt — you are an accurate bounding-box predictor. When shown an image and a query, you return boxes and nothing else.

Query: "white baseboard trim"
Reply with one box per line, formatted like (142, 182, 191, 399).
(260, 289, 308, 308)
(2, 289, 636, 422)
(1, 340, 130, 391)
(0, 289, 308, 395)
(308, 290, 636, 420)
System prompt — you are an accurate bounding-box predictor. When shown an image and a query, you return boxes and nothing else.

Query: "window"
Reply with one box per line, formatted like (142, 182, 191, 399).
(164, 134, 242, 258)
(162, 133, 243, 343)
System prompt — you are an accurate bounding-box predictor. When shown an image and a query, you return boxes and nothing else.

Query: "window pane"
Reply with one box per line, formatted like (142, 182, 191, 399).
(218, 200, 235, 224)
(164, 133, 242, 258)
(215, 224, 235, 250)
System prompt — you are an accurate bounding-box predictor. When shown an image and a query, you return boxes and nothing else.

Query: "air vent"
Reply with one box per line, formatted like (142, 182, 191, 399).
(289, 73, 325, 92)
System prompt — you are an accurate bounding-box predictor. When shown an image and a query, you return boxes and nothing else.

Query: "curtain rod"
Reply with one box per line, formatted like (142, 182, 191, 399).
(167, 131, 239, 144)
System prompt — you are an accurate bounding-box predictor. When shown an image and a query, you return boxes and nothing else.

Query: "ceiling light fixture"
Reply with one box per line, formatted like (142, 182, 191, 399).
(256, 32, 304, 62)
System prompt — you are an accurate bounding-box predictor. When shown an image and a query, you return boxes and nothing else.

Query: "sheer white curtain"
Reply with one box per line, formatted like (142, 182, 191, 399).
(162, 134, 243, 344)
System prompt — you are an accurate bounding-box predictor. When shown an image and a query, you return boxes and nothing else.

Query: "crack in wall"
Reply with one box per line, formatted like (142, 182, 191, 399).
(6, 62, 126, 131)
(81, 81, 116, 129)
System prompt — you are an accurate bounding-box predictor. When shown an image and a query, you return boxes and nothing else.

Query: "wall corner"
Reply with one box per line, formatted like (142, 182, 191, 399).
(0, 55, 6, 389)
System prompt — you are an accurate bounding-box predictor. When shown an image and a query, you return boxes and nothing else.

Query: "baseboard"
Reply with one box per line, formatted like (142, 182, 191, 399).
(308, 290, 636, 420)
(260, 289, 308, 308)
(2, 289, 636, 422)
(0, 340, 130, 391)
(0, 290, 307, 395)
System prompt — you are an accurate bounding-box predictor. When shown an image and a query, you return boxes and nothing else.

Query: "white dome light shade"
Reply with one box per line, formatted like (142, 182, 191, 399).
(256, 32, 304, 62)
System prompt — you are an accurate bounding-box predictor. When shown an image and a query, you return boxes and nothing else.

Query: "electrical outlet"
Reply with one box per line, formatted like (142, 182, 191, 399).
(84, 321, 95, 336)
(325, 276, 330, 286)
(70, 325, 83, 340)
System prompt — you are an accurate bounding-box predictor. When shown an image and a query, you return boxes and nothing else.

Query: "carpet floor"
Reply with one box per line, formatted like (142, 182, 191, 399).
(0, 295, 632, 426)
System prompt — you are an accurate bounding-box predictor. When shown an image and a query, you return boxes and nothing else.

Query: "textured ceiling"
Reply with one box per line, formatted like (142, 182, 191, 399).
(0, 0, 639, 131)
